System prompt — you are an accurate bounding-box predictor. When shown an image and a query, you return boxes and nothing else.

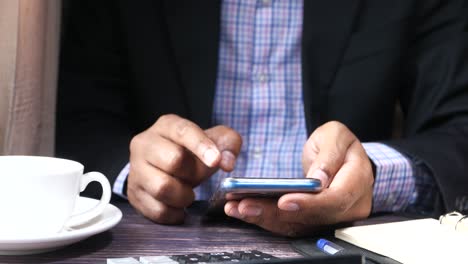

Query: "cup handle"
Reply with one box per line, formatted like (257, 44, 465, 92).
(65, 171, 111, 227)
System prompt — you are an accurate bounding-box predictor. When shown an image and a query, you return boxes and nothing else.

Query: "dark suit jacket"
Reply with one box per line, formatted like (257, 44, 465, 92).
(57, 0, 468, 215)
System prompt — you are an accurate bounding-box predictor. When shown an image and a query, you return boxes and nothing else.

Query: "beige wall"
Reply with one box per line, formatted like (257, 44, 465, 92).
(0, 0, 61, 156)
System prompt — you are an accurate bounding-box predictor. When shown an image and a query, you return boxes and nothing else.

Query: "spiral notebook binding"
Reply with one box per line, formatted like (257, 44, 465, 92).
(439, 211, 468, 233)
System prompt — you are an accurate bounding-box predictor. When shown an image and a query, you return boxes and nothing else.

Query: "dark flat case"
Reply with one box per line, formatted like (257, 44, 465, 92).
(290, 237, 401, 264)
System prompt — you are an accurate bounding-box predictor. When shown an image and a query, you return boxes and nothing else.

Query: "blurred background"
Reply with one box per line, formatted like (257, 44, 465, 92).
(0, 0, 61, 156)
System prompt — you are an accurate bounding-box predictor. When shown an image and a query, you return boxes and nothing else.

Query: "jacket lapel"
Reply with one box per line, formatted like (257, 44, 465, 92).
(162, 0, 361, 131)
(163, 0, 221, 128)
(302, 0, 362, 133)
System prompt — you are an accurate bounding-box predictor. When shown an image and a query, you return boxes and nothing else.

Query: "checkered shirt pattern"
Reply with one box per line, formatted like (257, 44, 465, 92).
(114, 0, 436, 214)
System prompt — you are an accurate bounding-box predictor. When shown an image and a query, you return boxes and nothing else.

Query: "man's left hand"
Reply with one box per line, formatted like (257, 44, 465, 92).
(224, 121, 374, 237)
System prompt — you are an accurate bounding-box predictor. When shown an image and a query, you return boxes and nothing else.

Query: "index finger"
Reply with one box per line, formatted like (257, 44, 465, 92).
(153, 114, 220, 167)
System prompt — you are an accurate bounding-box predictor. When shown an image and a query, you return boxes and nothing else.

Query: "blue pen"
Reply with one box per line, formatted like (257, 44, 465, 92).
(316, 238, 344, 255)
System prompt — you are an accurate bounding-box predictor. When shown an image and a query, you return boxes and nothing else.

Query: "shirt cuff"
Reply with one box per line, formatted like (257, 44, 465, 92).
(112, 163, 130, 199)
(362, 142, 416, 213)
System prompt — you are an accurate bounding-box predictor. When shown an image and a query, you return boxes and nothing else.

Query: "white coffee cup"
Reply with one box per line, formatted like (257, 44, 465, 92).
(0, 156, 111, 238)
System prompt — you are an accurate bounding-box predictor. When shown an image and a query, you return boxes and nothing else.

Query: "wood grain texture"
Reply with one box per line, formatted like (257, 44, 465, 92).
(0, 201, 302, 264)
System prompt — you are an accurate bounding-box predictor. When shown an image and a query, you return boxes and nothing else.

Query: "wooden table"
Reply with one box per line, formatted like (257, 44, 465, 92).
(0, 201, 303, 264)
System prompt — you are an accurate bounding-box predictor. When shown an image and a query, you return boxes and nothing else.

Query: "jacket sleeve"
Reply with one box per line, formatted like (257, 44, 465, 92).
(385, 0, 468, 215)
(56, 0, 132, 199)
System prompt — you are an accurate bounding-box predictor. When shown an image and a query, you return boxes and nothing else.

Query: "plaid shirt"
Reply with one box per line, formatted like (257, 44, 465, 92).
(115, 0, 436, 213)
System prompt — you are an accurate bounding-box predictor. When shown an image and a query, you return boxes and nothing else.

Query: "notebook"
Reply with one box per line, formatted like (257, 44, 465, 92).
(335, 212, 468, 264)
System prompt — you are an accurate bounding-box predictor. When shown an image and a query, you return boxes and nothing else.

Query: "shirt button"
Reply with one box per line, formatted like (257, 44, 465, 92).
(386, 194, 396, 206)
(253, 147, 262, 159)
(258, 73, 268, 83)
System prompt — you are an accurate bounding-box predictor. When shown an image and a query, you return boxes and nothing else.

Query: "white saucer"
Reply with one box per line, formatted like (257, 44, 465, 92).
(0, 197, 122, 255)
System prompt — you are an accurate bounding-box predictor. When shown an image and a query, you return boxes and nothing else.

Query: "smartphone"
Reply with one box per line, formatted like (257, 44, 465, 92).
(207, 177, 322, 213)
(218, 177, 322, 200)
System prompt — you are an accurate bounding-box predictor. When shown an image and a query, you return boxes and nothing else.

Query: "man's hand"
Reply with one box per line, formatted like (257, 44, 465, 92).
(128, 114, 242, 224)
(224, 121, 374, 236)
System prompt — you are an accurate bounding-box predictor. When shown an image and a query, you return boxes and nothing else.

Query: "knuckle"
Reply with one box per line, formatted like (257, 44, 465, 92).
(328, 121, 353, 139)
(156, 114, 177, 126)
(175, 118, 194, 137)
(127, 179, 137, 196)
(127, 187, 137, 204)
(182, 190, 196, 207)
(222, 126, 242, 142)
(129, 134, 144, 152)
(127, 187, 143, 213)
(166, 149, 184, 170)
(127, 170, 141, 193)
(228, 130, 243, 147)
(329, 120, 346, 131)
(146, 206, 166, 222)
(323, 120, 339, 131)
(152, 177, 173, 201)
(328, 120, 340, 127)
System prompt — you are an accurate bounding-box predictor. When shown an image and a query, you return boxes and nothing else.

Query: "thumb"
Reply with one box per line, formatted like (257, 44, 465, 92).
(204, 126, 243, 172)
(304, 122, 356, 188)
(305, 147, 345, 188)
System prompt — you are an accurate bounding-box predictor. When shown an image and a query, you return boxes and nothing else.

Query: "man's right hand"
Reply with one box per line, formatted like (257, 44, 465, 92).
(128, 114, 242, 224)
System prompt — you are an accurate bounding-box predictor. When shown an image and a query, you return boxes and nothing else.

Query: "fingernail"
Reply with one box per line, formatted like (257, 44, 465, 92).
(309, 168, 329, 187)
(203, 148, 220, 167)
(221, 150, 236, 170)
(243, 206, 262, 217)
(282, 202, 300, 211)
